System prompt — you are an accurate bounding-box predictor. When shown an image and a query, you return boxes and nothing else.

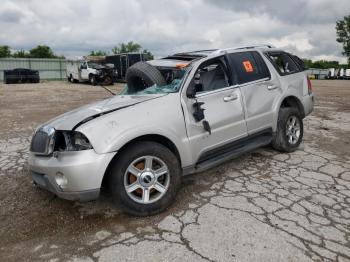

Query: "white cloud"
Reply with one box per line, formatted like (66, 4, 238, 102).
(0, 0, 349, 62)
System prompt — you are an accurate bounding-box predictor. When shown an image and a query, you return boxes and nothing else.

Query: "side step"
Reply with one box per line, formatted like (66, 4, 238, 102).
(185, 129, 272, 175)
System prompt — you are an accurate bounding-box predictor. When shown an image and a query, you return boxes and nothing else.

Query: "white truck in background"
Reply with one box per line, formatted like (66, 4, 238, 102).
(345, 69, 350, 80)
(66, 60, 116, 85)
(327, 68, 350, 80)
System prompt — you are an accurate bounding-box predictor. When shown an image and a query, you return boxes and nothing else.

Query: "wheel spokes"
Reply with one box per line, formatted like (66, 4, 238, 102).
(124, 156, 170, 204)
(153, 182, 166, 193)
(128, 165, 141, 177)
(126, 182, 141, 193)
(142, 188, 150, 203)
(144, 156, 153, 170)
(154, 166, 168, 178)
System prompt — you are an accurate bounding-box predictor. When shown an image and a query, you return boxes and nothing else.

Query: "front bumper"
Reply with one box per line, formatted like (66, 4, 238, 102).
(31, 171, 100, 201)
(29, 149, 116, 202)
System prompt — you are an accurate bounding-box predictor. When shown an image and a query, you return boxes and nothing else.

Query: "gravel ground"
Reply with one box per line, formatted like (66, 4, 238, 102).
(0, 80, 349, 262)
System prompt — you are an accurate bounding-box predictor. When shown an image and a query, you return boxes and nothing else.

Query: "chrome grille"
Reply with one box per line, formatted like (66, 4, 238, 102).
(30, 126, 55, 155)
(30, 130, 48, 153)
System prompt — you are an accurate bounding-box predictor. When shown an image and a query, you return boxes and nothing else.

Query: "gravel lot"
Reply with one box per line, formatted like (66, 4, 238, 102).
(0, 80, 350, 262)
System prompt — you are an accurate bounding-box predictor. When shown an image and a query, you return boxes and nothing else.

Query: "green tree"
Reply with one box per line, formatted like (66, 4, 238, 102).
(0, 45, 11, 58)
(143, 49, 154, 60)
(112, 41, 154, 60)
(336, 15, 350, 64)
(302, 59, 340, 69)
(12, 49, 29, 58)
(89, 50, 108, 56)
(313, 60, 339, 69)
(112, 41, 141, 54)
(29, 45, 57, 58)
(302, 59, 313, 69)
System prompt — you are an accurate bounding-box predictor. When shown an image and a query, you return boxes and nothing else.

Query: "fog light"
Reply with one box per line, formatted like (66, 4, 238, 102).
(55, 172, 68, 188)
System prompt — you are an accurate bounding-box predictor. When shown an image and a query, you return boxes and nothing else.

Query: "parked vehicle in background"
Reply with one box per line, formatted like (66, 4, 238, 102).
(29, 45, 314, 216)
(4, 68, 40, 84)
(326, 68, 350, 80)
(66, 60, 115, 85)
(326, 68, 335, 79)
(345, 69, 350, 80)
(105, 53, 145, 81)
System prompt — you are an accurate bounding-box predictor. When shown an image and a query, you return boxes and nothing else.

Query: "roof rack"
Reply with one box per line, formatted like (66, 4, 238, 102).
(163, 45, 276, 61)
(213, 44, 276, 54)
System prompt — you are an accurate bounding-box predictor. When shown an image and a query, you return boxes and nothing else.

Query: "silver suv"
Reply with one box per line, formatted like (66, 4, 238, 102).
(29, 45, 314, 216)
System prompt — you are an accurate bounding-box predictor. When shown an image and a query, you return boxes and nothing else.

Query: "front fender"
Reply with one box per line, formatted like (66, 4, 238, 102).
(76, 95, 193, 167)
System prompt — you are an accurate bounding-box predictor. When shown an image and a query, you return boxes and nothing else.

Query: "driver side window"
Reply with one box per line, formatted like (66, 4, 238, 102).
(195, 58, 229, 93)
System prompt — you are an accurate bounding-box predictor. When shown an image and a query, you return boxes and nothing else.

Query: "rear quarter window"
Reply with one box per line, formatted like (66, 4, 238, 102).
(290, 55, 307, 71)
(265, 52, 300, 75)
(227, 51, 270, 85)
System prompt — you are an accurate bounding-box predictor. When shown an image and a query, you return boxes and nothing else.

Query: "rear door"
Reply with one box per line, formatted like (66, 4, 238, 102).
(226, 51, 280, 134)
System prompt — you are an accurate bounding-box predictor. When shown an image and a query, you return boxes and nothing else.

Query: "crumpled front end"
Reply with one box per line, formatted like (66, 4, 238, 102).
(29, 126, 116, 201)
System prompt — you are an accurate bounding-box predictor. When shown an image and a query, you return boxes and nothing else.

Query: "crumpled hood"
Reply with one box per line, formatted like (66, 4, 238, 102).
(42, 94, 164, 130)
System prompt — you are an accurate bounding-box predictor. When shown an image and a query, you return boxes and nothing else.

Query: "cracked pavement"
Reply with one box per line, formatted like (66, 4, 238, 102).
(0, 80, 350, 262)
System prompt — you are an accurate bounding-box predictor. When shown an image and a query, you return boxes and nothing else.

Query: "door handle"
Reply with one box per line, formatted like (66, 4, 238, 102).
(267, 85, 278, 90)
(223, 94, 238, 102)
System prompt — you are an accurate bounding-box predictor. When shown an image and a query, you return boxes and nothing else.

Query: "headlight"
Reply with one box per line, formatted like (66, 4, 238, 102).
(54, 131, 93, 152)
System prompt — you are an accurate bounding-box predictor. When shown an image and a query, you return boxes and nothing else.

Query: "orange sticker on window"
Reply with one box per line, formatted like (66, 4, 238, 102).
(243, 60, 254, 73)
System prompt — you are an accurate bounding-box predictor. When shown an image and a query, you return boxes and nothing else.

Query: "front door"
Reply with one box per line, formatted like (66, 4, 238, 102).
(80, 62, 89, 80)
(184, 56, 247, 163)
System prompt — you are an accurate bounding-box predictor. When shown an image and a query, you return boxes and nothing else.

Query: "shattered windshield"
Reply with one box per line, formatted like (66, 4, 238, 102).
(88, 63, 104, 69)
(121, 67, 188, 95)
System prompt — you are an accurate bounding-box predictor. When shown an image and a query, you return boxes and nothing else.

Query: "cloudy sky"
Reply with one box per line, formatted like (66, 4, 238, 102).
(0, 0, 349, 62)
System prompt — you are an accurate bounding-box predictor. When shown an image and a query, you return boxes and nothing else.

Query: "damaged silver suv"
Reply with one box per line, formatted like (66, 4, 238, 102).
(29, 45, 314, 216)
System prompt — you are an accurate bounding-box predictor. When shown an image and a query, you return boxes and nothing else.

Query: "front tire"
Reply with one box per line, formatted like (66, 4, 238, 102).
(109, 141, 181, 216)
(272, 107, 303, 152)
(89, 75, 97, 86)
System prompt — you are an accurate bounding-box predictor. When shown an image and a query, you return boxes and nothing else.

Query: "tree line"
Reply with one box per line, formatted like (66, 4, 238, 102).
(0, 45, 64, 58)
(302, 59, 348, 69)
(0, 41, 154, 60)
(89, 41, 154, 60)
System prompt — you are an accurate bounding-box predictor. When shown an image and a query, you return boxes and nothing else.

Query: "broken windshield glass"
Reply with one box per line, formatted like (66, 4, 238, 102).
(121, 67, 188, 95)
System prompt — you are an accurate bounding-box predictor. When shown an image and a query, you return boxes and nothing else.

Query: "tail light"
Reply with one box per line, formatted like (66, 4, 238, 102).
(307, 77, 312, 94)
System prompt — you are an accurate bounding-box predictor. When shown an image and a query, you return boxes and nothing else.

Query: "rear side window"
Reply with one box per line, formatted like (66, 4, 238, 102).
(266, 52, 300, 75)
(226, 51, 270, 85)
(290, 55, 307, 71)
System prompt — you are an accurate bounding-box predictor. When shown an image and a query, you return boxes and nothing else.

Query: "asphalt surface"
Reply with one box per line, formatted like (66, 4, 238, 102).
(0, 80, 349, 262)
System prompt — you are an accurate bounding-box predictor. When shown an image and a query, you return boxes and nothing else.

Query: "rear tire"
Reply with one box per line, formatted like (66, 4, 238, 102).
(108, 141, 181, 216)
(272, 107, 303, 152)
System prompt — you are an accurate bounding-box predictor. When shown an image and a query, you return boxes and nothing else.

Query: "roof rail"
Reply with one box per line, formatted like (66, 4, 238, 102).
(235, 44, 275, 50)
(213, 44, 276, 54)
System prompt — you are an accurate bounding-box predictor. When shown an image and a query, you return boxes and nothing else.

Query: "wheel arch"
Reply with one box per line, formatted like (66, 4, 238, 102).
(101, 134, 182, 190)
(272, 95, 305, 132)
(279, 96, 305, 118)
